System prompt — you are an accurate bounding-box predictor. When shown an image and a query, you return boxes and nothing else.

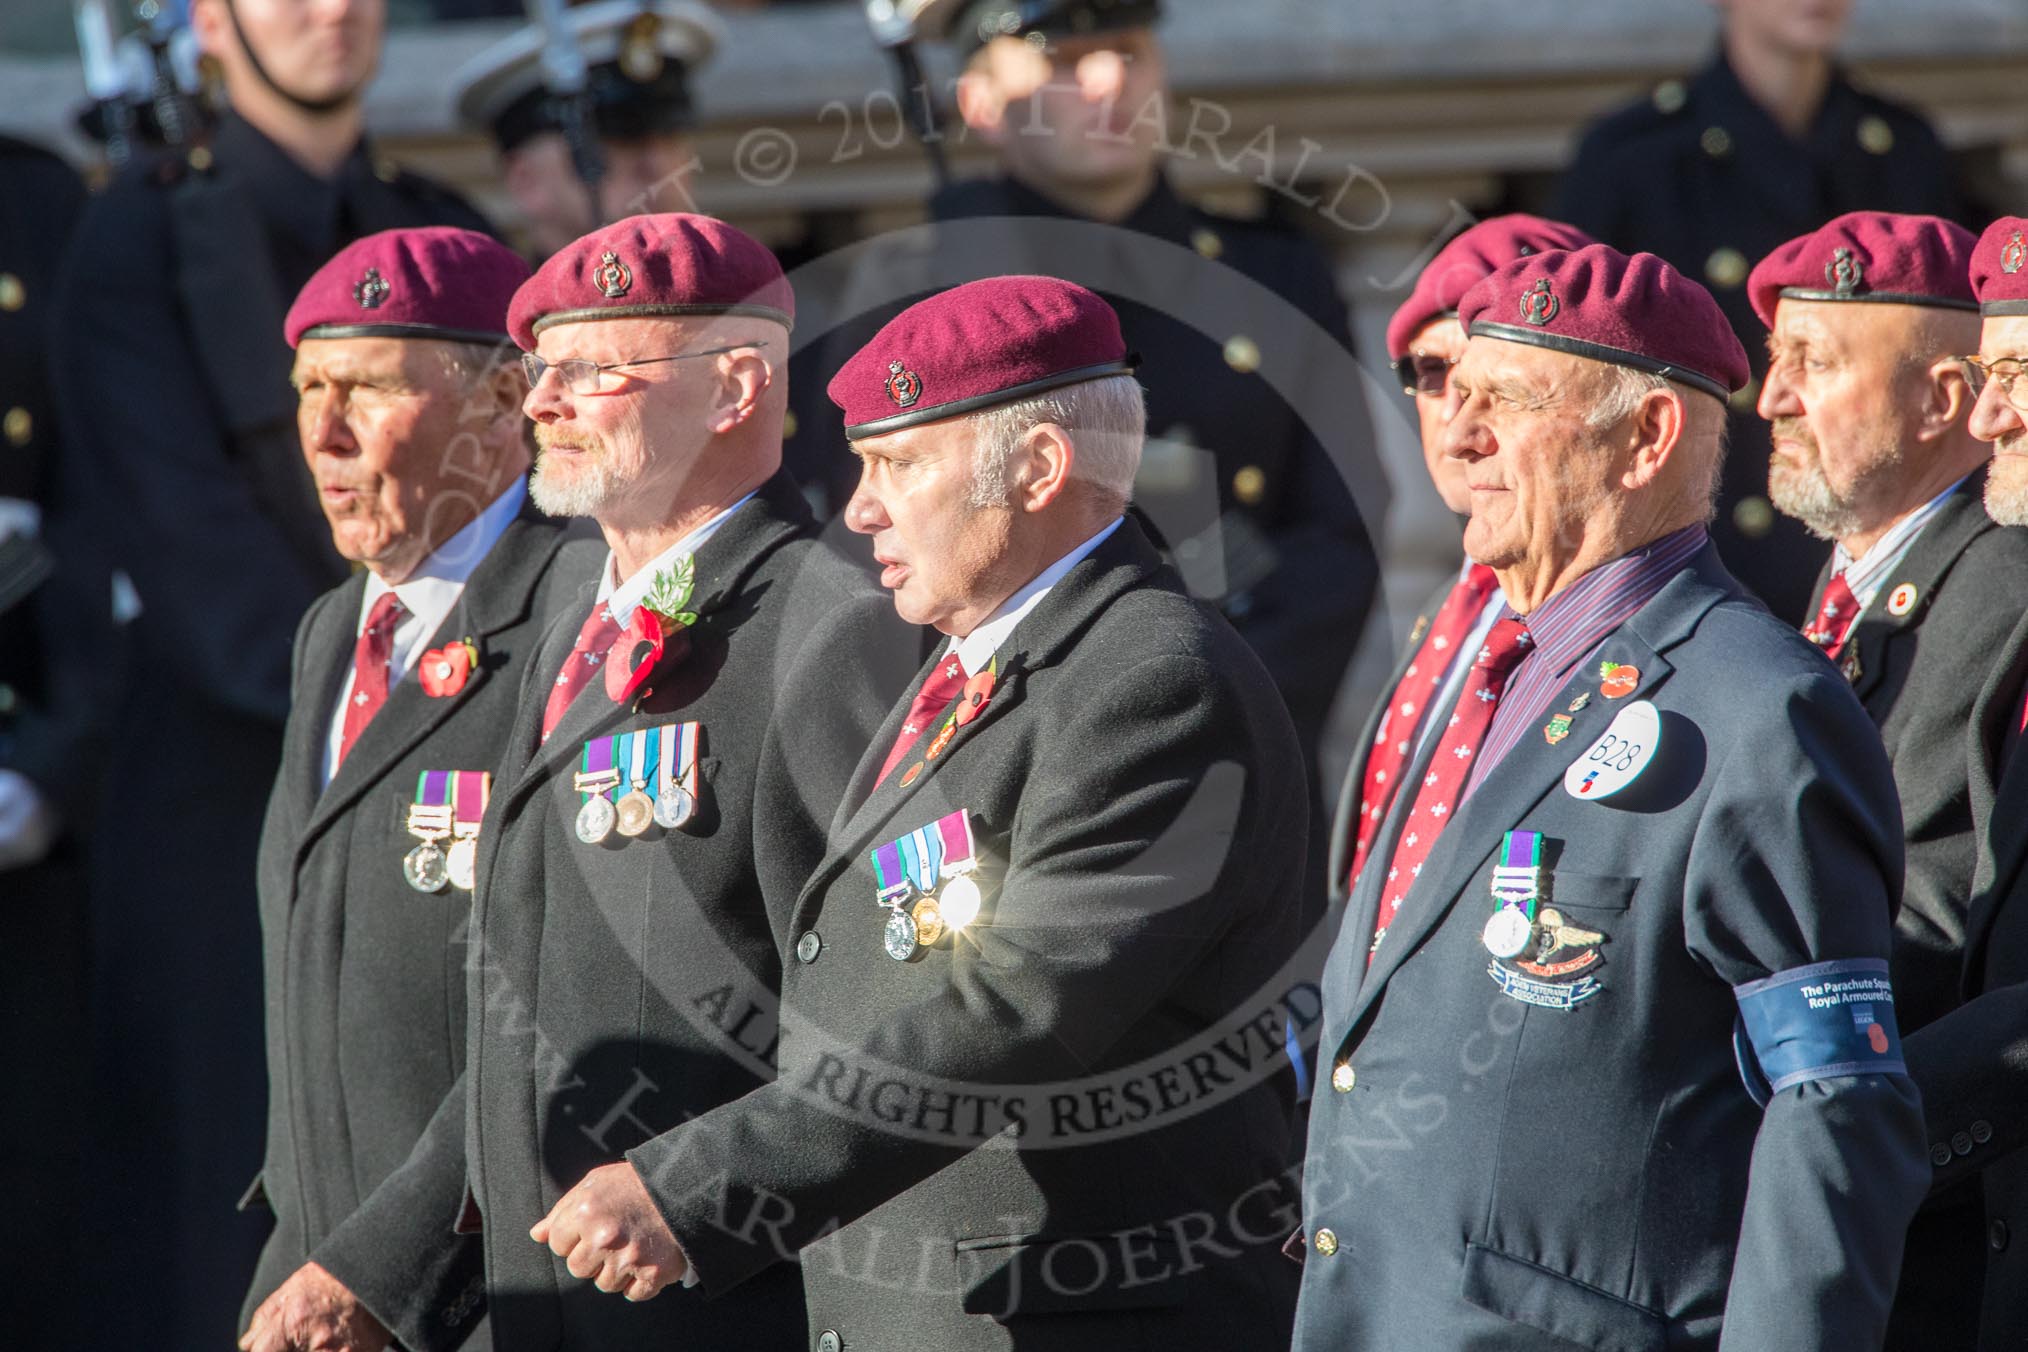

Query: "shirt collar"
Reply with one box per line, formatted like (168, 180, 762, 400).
(360, 477, 526, 634)
(595, 490, 758, 624)
(946, 518, 1123, 675)
(1507, 524, 1709, 677)
(1831, 472, 1970, 604)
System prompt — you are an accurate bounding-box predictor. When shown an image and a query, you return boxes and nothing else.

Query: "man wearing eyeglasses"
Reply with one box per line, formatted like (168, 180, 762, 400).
(338, 213, 913, 1352)
(1746, 210, 2028, 1350)
(1330, 215, 1593, 898)
(1897, 214, 2028, 1351)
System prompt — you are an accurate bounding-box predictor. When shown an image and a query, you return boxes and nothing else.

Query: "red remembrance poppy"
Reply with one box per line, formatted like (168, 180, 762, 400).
(605, 609, 666, 703)
(419, 640, 475, 697)
(954, 668, 996, 726)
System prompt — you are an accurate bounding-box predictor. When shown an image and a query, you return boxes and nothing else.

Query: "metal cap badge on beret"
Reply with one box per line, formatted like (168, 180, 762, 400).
(1970, 216, 2028, 317)
(1457, 244, 1750, 403)
(285, 227, 531, 348)
(902, 0, 1161, 58)
(829, 275, 1137, 440)
(507, 213, 794, 350)
(1746, 211, 1978, 328)
(1386, 214, 1597, 361)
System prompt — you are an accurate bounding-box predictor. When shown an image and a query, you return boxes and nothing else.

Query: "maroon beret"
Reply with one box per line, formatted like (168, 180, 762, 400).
(828, 275, 1137, 440)
(1386, 214, 1597, 360)
(1457, 244, 1749, 402)
(1970, 216, 2028, 317)
(1746, 211, 1978, 328)
(507, 212, 793, 350)
(285, 226, 529, 348)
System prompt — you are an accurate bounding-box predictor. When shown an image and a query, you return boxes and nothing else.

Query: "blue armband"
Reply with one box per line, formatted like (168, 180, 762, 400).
(1731, 958, 1906, 1107)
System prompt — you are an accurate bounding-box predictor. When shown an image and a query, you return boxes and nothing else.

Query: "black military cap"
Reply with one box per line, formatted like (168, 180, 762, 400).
(911, 0, 1162, 60)
(453, 1, 722, 153)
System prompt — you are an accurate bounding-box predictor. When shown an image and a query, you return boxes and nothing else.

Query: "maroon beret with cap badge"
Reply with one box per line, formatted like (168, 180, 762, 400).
(1386, 214, 1597, 361)
(285, 226, 530, 348)
(1970, 216, 2028, 317)
(507, 212, 794, 350)
(827, 275, 1138, 440)
(1746, 211, 1978, 328)
(1456, 244, 1750, 403)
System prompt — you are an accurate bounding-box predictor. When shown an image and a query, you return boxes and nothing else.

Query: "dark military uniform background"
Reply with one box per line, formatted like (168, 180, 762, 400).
(0, 134, 93, 1352)
(46, 112, 496, 1350)
(787, 173, 1382, 845)
(1554, 51, 1968, 623)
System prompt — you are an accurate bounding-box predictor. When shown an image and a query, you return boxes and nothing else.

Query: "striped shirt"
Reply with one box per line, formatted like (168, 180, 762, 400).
(1829, 473, 1968, 618)
(1463, 524, 1708, 800)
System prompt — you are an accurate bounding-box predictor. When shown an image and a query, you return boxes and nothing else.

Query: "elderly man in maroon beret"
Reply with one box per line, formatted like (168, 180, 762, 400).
(1293, 243, 1925, 1350)
(1745, 210, 2028, 1349)
(1896, 214, 2028, 1350)
(238, 226, 576, 1352)
(530, 274, 1315, 1352)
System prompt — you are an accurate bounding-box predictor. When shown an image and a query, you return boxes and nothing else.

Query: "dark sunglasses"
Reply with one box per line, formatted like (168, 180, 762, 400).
(1395, 352, 1460, 398)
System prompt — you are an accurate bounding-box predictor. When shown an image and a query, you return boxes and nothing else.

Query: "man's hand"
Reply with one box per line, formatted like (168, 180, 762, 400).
(532, 1160, 687, 1301)
(238, 1261, 390, 1352)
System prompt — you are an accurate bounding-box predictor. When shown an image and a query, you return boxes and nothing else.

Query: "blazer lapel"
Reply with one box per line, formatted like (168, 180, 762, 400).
(829, 647, 947, 838)
(1844, 473, 1992, 701)
(1965, 607, 2028, 979)
(281, 580, 365, 835)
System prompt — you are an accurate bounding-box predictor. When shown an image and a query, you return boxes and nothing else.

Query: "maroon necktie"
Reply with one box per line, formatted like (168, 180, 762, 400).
(878, 651, 969, 782)
(1366, 616, 1533, 963)
(336, 592, 408, 770)
(1348, 564, 1501, 889)
(540, 602, 623, 744)
(1803, 573, 1860, 659)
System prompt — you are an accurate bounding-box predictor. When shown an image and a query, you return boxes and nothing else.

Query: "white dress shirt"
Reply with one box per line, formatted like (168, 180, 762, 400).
(593, 490, 757, 625)
(1829, 473, 1970, 617)
(321, 479, 527, 785)
(946, 517, 1123, 675)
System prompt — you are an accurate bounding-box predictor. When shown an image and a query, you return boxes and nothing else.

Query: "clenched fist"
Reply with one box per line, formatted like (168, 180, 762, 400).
(238, 1261, 390, 1352)
(531, 1160, 688, 1301)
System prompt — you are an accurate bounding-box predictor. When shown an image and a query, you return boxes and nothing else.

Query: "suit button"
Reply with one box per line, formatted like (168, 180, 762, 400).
(817, 1331, 844, 1352)
(796, 931, 822, 964)
(1857, 115, 1895, 155)
(1972, 1120, 1993, 1145)
(1732, 495, 1774, 539)
(1313, 1228, 1338, 1257)
(4, 406, 30, 447)
(1952, 1131, 1974, 1156)
(1223, 335, 1261, 374)
(1993, 1219, 2011, 1252)
(0, 272, 22, 311)
(1930, 1143, 1953, 1168)
(1330, 1063, 1355, 1093)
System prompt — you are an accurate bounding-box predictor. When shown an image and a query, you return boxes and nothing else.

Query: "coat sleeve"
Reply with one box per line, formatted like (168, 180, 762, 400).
(627, 649, 1301, 1295)
(312, 1074, 484, 1352)
(1902, 982, 2028, 1191)
(48, 180, 320, 725)
(1680, 669, 1928, 1352)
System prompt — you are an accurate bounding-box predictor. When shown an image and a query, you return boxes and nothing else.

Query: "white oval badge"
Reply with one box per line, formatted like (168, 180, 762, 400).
(1564, 699, 1661, 801)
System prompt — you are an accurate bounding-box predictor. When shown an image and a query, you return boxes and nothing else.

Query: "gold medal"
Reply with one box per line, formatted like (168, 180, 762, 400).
(616, 788, 655, 837)
(910, 896, 945, 947)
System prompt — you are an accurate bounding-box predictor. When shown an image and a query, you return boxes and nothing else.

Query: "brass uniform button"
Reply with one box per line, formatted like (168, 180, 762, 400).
(1330, 1063, 1355, 1093)
(1191, 227, 1223, 261)
(186, 145, 214, 173)
(3, 406, 31, 448)
(1651, 80, 1687, 115)
(1732, 495, 1775, 539)
(0, 684, 15, 716)
(1700, 126, 1734, 159)
(1223, 335, 1261, 374)
(782, 409, 798, 439)
(1727, 377, 1761, 412)
(0, 272, 22, 312)
(373, 155, 400, 185)
(1232, 465, 1266, 505)
(1704, 248, 1749, 289)
(1313, 1228, 1339, 1257)
(1857, 116, 1895, 155)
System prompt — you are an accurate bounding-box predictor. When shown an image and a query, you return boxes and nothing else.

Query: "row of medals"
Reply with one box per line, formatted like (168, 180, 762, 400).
(403, 804, 475, 894)
(575, 771, 694, 845)
(882, 870, 983, 963)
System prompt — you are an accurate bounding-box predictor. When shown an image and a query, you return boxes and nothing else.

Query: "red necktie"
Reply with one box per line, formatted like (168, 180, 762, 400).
(1804, 572, 1859, 658)
(336, 592, 408, 770)
(1349, 564, 1501, 889)
(540, 602, 623, 744)
(878, 651, 968, 782)
(1366, 616, 1533, 963)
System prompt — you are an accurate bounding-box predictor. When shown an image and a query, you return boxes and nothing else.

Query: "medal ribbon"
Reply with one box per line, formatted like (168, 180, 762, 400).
(657, 722, 698, 801)
(622, 728, 660, 800)
(451, 771, 490, 835)
(407, 769, 454, 840)
(576, 735, 619, 803)
(873, 810, 978, 904)
(1490, 829, 1544, 919)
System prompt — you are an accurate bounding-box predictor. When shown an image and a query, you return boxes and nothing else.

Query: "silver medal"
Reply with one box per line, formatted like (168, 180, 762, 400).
(882, 907, 922, 962)
(446, 837, 478, 891)
(575, 794, 617, 844)
(653, 785, 694, 831)
(1482, 905, 1535, 959)
(404, 841, 450, 894)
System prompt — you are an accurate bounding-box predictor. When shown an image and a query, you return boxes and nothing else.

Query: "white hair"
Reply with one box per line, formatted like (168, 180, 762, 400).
(1583, 363, 1728, 522)
(964, 374, 1147, 510)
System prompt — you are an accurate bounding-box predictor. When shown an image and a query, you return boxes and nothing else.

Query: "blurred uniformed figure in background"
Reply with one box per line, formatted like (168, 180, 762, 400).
(1555, 0, 1966, 622)
(46, 0, 494, 1345)
(0, 134, 90, 1352)
(800, 0, 1381, 838)
(452, 0, 722, 262)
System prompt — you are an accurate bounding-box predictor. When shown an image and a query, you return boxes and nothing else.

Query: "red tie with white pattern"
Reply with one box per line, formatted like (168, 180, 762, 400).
(540, 602, 623, 744)
(1366, 616, 1533, 963)
(1804, 572, 1860, 659)
(336, 592, 408, 770)
(878, 651, 969, 782)
(1349, 564, 1501, 889)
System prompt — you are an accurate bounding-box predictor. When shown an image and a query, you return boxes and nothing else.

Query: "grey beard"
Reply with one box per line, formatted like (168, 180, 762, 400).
(1769, 457, 1866, 542)
(529, 454, 621, 519)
